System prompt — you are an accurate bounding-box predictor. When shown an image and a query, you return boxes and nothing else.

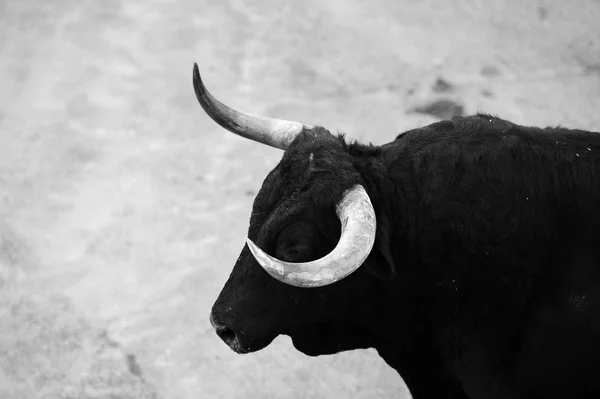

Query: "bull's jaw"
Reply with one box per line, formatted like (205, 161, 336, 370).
(285, 320, 374, 356)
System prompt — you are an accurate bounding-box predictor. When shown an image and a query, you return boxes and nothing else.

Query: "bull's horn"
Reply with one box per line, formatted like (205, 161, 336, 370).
(193, 63, 313, 150)
(246, 185, 377, 288)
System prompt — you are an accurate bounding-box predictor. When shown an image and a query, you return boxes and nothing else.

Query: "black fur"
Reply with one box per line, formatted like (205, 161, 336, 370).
(211, 114, 600, 399)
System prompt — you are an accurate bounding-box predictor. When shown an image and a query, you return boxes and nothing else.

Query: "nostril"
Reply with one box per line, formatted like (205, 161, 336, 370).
(210, 312, 238, 345)
(215, 325, 237, 344)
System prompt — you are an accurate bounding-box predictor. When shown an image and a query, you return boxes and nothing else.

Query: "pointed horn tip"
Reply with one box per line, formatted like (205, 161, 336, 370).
(192, 62, 206, 99)
(246, 238, 285, 276)
(192, 62, 200, 79)
(246, 238, 264, 260)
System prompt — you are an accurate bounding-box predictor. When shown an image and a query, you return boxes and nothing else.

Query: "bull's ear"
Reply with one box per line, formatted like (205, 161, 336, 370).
(365, 218, 396, 280)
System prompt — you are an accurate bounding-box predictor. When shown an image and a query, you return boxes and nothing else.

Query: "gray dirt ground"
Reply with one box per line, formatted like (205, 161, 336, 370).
(1, 0, 599, 398)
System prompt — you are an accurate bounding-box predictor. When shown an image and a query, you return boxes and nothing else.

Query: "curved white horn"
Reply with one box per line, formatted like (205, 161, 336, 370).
(246, 185, 377, 288)
(193, 63, 313, 150)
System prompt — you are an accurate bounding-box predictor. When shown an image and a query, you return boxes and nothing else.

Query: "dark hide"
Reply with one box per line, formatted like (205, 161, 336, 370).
(210, 114, 600, 399)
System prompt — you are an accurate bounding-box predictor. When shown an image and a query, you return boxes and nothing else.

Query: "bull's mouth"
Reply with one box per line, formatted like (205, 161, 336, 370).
(284, 320, 373, 357)
(219, 329, 277, 354)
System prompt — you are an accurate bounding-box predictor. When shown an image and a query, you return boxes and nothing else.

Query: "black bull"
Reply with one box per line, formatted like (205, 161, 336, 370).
(195, 64, 600, 398)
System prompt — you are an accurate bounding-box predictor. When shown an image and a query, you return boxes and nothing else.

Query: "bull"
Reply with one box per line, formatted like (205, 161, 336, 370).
(194, 63, 600, 398)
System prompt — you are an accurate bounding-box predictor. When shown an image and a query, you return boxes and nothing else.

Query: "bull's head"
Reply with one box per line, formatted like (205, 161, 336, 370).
(195, 64, 398, 356)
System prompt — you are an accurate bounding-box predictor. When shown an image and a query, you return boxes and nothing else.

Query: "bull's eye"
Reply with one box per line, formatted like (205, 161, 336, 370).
(287, 249, 307, 262)
(276, 244, 309, 262)
(275, 233, 313, 262)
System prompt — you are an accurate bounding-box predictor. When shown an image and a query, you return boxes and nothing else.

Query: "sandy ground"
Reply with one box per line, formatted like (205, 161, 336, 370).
(1, 0, 599, 398)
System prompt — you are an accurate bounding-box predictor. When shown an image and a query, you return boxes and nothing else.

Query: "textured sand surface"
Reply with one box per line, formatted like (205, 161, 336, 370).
(1, 0, 599, 398)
